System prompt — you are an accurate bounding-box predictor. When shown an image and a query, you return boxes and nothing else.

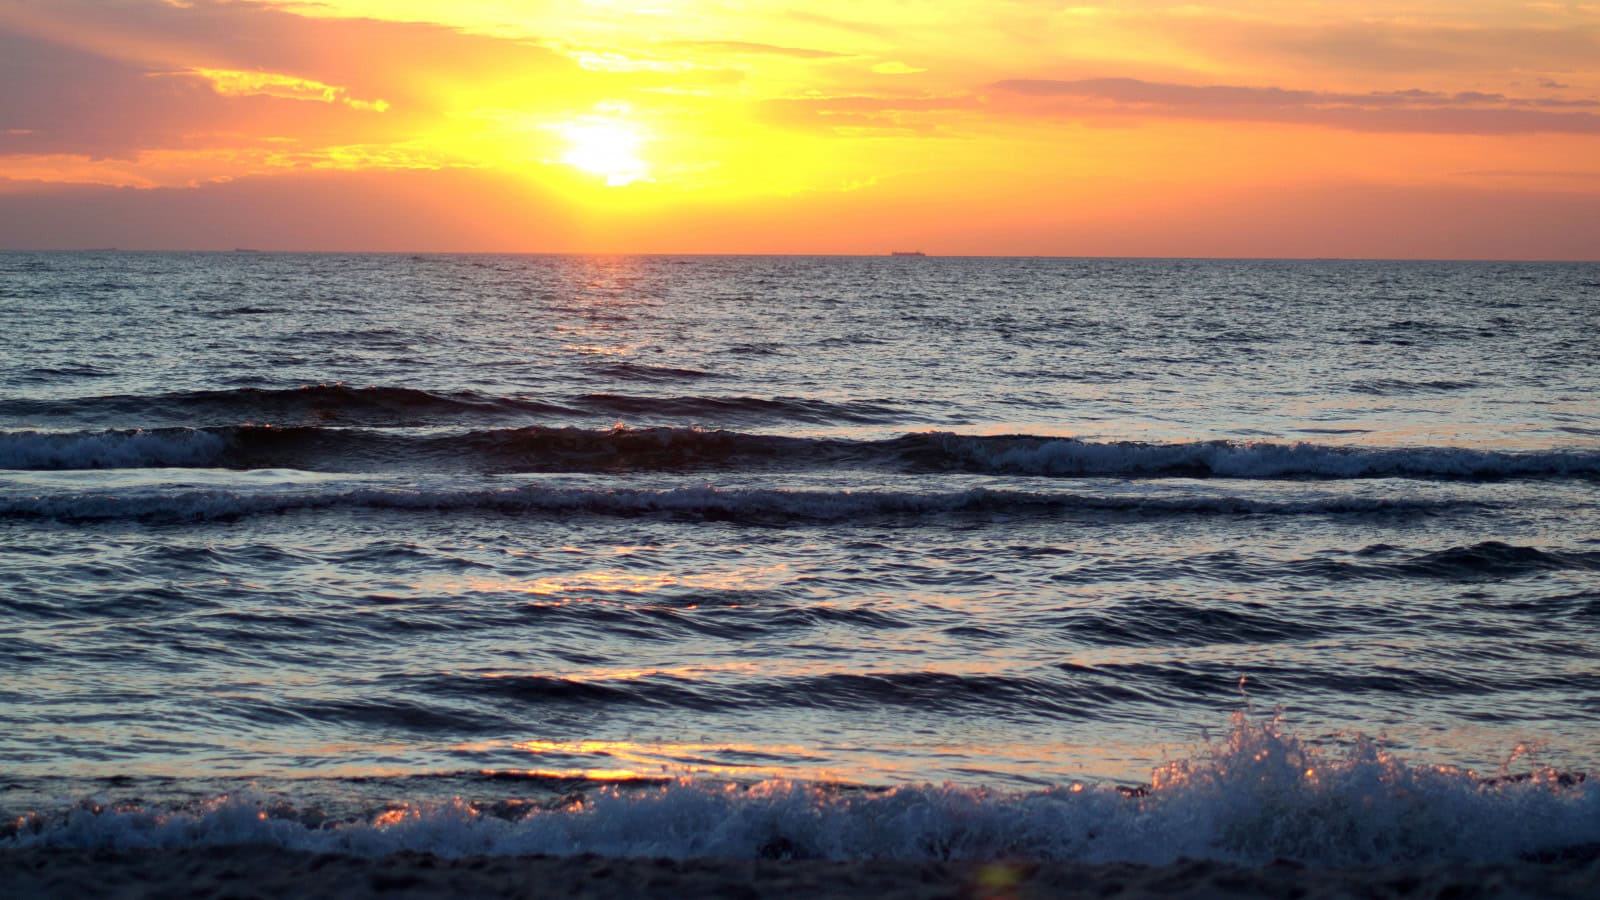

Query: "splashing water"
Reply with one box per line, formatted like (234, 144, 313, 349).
(8, 715, 1595, 865)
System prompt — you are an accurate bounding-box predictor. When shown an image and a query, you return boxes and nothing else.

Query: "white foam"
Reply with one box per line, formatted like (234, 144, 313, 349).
(0, 429, 228, 470)
(930, 434, 1600, 479)
(9, 716, 1596, 864)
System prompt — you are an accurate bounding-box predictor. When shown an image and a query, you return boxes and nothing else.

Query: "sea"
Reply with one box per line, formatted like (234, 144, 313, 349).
(1, 252, 1597, 864)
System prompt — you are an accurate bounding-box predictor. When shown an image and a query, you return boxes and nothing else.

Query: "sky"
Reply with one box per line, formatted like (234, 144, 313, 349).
(1, 0, 1597, 257)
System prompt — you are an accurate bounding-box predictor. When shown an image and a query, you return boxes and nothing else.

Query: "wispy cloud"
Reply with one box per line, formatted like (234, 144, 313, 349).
(989, 77, 1600, 134)
(1454, 169, 1600, 179)
(185, 68, 389, 112)
(662, 40, 848, 60)
(762, 93, 978, 136)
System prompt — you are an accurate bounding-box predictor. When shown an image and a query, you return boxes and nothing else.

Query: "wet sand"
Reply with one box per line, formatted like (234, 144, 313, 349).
(4, 846, 1598, 899)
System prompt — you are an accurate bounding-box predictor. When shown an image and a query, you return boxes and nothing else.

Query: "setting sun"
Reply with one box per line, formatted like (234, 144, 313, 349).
(556, 117, 649, 187)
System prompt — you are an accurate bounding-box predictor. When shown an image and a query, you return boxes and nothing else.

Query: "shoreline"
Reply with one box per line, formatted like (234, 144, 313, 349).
(4, 846, 1598, 899)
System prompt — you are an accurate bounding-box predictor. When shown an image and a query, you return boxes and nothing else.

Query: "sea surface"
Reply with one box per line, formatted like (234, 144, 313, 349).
(2, 252, 1598, 863)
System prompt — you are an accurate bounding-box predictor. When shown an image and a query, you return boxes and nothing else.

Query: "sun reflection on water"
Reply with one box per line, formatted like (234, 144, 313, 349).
(410, 563, 790, 598)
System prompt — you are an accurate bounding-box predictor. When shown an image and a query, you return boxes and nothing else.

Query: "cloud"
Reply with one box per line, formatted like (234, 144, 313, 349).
(0, 0, 577, 117)
(1272, 22, 1600, 73)
(768, 94, 977, 114)
(782, 9, 898, 39)
(5, 0, 574, 82)
(1148, 14, 1600, 81)
(663, 40, 848, 60)
(0, 0, 591, 170)
(988, 77, 1600, 134)
(0, 28, 406, 160)
(1454, 169, 1600, 179)
(761, 93, 979, 135)
(186, 68, 389, 112)
(871, 61, 927, 75)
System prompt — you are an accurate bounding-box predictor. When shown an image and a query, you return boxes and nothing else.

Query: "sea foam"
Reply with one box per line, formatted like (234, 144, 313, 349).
(907, 433, 1600, 480)
(0, 429, 229, 470)
(8, 716, 1596, 865)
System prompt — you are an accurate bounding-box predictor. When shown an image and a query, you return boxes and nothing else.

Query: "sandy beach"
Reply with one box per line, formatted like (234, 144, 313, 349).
(3, 846, 1597, 899)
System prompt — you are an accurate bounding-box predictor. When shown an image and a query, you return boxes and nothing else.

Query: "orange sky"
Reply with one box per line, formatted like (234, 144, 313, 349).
(1, 0, 1597, 257)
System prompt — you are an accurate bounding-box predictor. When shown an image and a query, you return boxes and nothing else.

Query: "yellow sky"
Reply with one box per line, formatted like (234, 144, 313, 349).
(0, 0, 1596, 256)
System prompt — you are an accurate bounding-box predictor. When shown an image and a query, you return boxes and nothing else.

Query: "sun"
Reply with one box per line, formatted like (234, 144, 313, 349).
(556, 118, 650, 187)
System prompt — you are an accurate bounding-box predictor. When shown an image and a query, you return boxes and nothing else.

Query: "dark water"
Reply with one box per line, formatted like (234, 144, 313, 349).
(2, 252, 1598, 862)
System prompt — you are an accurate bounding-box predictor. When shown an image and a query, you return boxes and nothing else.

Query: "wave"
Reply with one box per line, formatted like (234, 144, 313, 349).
(10, 365, 117, 384)
(396, 669, 1140, 720)
(1070, 654, 1600, 700)
(574, 393, 906, 425)
(888, 433, 1600, 480)
(4, 424, 1598, 480)
(397, 653, 1594, 721)
(1360, 541, 1600, 579)
(0, 385, 576, 427)
(0, 385, 905, 428)
(0, 426, 399, 471)
(0, 424, 803, 473)
(0, 481, 1474, 524)
(585, 363, 720, 382)
(1348, 378, 1480, 395)
(6, 716, 1595, 865)
(1252, 541, 1600, 584)
(0, 428, 235, 470)
(1050, 597, 1325, 647)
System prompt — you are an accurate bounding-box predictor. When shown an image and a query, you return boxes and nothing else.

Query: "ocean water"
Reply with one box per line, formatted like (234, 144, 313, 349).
(2, 252, 1598, 863)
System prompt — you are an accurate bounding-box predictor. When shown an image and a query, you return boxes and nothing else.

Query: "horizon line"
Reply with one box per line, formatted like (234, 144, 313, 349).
(1, 248, 1596, 264)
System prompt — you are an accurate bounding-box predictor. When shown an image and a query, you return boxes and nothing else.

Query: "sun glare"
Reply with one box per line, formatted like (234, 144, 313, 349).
(557, 118, 649, 187)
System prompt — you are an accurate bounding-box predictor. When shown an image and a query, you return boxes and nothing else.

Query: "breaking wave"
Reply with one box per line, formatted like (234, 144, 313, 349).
(6, 716, 1595, 865)
(890, 433, 1600, 480)
(3, 425, 1598, 479)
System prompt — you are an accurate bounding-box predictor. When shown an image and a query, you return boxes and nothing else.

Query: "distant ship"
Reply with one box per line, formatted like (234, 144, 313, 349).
(889, 250, 926, 257)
